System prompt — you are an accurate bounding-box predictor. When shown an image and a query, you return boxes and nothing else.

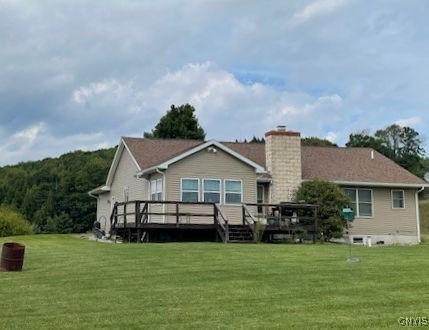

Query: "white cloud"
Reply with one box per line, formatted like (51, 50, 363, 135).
(128, 62, 346, 141)
(325, 131, 338, 143)
(0, 124, 110, 165)
(0, 61, 351, 165)
(395, 116, 422, 127)
(292, 0, 347, 24)
(12, 122, 46, 144)
(72, 80, 134, 105)
(0, 1, 429, 164)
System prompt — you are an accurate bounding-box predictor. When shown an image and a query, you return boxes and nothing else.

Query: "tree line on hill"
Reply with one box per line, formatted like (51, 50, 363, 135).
(0, 103, 427, 234)
(0, 148, 115, 234)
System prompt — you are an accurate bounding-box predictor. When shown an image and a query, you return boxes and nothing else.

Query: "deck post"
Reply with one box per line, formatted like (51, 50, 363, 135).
(313, 207, 318, 244)
(124, 204, 127, 229)
(176, 203, 179, 226)
(135, 201, 140, 228)
(213, 204, 218, 224)
(242, 205, 245, 225)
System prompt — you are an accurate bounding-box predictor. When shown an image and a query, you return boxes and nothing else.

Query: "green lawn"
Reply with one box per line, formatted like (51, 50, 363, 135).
(1, 236, 429, 329)
(420, 199, 429, 240)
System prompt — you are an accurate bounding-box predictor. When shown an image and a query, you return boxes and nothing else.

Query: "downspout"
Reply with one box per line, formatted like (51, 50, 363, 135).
(416, 186, 425, 243)
(88, 192, 97, 199)
(156, 168, 166, 223)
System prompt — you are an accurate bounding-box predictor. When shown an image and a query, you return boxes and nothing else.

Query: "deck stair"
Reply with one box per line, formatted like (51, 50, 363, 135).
(227, 225, 254, 243)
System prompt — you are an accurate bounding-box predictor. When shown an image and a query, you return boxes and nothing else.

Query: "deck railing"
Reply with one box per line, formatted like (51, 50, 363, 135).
(110, 200, 229, 242)
(242, 204, 257, 242)
(214, 204, 229, 243)
(244, 202, 319, 243)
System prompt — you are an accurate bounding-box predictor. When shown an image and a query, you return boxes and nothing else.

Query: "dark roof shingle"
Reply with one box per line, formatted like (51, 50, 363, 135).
(122, 137, 425, 185)
(301, 146, 425, 185)
(123, 137, 202, 170)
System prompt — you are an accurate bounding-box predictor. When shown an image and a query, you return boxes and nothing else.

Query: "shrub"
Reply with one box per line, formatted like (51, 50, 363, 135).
(295, 179, 351, 241)
(0, 206, 33, 237)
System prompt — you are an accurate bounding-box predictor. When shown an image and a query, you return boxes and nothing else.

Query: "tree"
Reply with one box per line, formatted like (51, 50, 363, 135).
(250, 136, 265, 143)
(301, 137, 338, 147)
(346, 125, 426, 177)
(144, 104, 206, 140)
(45, 213, 74, 234)
(295, 179, 351, 241)
(0, 147, 115, 234)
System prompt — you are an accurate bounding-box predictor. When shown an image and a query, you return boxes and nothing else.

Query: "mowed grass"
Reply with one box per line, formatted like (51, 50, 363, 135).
(1, 236, 429, 329)
(420, 199, 429, 240)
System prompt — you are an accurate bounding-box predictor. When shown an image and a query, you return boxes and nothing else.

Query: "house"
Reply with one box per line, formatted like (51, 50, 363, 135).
(89, 126, 428, 244)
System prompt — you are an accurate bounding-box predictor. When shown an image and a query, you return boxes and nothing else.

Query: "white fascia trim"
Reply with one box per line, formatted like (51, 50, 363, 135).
(122, 138, 142, 172)
(137, 164, 167, 177)
(106, 138, 141, 186)
(330, 180, 429, 188)
(159, 140, 266, 173)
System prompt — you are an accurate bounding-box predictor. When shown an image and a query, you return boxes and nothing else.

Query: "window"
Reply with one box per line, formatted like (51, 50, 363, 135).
(344, 188, 373, 217)
(151, 178, 163, 201)
(224, 180, 242, 204)
(392, 190, 405, 209)
(345, 189, 357, 215)
(203, 179, 221, 203)
(181, 178, 199, 202)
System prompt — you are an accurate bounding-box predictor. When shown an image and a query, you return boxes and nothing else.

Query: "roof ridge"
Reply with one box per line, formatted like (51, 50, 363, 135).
(301, 146, 373, 150)
(122, 136, 204, 142)
(221, 141, 266, 145)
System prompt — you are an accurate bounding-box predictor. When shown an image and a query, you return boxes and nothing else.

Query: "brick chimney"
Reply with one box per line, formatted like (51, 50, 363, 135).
(265, 125, 302, 203)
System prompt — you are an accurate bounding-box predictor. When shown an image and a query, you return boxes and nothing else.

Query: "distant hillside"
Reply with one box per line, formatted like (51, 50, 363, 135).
(0, 147, 116, 233)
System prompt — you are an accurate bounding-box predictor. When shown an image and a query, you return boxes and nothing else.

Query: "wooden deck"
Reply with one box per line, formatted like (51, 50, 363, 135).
(106, 200, 319, 243)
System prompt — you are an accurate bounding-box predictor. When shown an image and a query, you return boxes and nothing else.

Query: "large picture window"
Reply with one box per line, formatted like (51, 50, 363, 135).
(392, 190, 405, 209)
(203, 179, 221, 203)
(181, 178, 199, 202)
(224, 180, 242, 205)
(344, 188, 373, 217)
(151, 178, 163, 201)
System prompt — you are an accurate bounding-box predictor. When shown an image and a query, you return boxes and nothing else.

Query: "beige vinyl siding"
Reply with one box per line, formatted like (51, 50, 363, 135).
(108, 147, 148, 230)
(165, 148, 257, 224)
(348, 188, 418, 236)
(96, 193, 111, 229)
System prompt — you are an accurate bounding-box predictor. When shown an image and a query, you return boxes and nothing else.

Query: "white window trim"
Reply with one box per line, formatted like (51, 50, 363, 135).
(180, 178, 200, 202)
(345, 188, 374, 219)
(391, 190, 406, 209)
(150, 178, 163, 201)
(202, 178, 222, 204)
(123, 186, 129, 202)
(224, 179, 243, 206)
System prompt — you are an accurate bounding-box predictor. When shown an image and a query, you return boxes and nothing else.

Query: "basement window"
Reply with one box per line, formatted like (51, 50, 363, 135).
(353, 237, 364, 244)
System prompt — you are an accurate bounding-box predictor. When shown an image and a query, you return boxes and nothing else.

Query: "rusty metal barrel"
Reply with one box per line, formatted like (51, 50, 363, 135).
(1, 242, 25, 272)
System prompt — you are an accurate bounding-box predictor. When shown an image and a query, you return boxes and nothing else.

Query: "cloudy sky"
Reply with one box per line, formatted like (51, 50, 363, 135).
(1, 0, 428, 165)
